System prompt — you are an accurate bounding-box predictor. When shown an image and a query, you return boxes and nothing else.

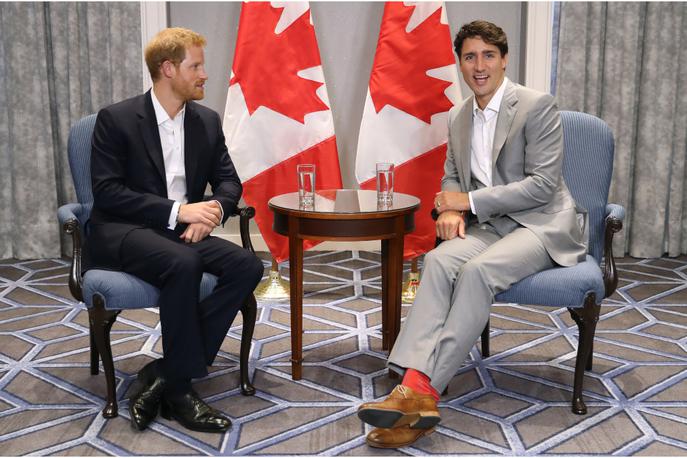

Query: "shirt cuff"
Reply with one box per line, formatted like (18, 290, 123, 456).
(168, 201, 181, 230)
(468, 192, 477, 215)
(212, 200, 225, 223)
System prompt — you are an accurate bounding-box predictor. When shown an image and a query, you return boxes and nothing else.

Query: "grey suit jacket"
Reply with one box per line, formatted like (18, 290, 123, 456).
(442, 80, 586, 267)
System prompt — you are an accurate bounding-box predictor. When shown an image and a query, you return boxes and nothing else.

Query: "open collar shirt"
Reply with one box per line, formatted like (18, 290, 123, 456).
(151, 88, 187, 229)
(467, 76, 509, 214)
(150, 89, 224, 230)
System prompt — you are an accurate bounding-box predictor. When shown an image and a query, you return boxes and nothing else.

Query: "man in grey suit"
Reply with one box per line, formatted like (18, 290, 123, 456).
(358, 20, 587, 448)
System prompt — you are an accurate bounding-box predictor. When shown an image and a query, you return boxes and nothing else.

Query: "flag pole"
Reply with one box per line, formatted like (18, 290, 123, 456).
(401, 257, 420, 303)
(254, 258, 290, 300)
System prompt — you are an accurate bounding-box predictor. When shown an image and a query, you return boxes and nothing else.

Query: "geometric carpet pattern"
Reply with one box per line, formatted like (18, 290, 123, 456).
(1, 251, 687, 455)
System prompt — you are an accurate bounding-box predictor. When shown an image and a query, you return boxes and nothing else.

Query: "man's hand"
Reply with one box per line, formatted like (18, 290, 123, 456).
(178, 201, 221, 227)
(434, 191, 470, 213)
(180, 222, 214, 243)
(436, 210, 466, 241)
(178, 201, 222, 243)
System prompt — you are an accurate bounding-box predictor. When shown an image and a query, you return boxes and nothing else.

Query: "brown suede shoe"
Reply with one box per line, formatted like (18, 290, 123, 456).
(358, 385, 440, 429)
(366, 425, 435, 448)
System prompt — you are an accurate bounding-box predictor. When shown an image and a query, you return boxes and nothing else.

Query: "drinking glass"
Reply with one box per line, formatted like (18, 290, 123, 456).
(376, 162, 394, 207)
(297, 164, 316, 208)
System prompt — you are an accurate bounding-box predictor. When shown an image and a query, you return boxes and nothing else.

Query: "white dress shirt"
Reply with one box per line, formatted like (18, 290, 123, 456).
(468, 77, 509, 214)
(150, 90, 224, 230)
(151, 89, 187, 229)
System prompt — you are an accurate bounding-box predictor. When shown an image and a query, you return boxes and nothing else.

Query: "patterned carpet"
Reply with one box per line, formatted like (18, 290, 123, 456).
(1, 251, 687, 456)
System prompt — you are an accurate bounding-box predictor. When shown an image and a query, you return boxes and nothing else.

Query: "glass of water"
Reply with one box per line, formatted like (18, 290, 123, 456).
(297, 164, 316, 208)
(376, 162, 394, 207)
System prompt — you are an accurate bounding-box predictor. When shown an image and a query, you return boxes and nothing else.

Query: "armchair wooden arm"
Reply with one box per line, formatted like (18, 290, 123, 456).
(63, 218, 84, 302)
(602, 214, 624, 299)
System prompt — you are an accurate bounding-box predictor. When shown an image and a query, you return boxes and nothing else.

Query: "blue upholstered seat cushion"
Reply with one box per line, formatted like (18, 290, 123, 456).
(82, 270, 218, 310)
(495, 255, 604, 307)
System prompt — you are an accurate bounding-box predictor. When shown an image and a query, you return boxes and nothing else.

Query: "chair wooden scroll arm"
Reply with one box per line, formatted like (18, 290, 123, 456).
(602, 204, 625, 299)
(58, 203, 86, 303)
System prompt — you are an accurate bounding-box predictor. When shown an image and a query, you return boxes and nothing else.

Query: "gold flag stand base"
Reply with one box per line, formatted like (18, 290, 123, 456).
(401, 258, 420, 304)
(254, 260, 290, 301)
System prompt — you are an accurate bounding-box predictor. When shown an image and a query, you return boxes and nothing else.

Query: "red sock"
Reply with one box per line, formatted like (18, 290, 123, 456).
(402, 368, 440, 401)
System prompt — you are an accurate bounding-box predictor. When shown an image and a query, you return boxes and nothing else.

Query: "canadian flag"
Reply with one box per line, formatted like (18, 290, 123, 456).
(223, 2, 342, 263)
(355, 2, 461, 259)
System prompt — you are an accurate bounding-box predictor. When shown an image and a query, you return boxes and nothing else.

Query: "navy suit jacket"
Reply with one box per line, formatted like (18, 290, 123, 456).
(88, 90, 242, 270)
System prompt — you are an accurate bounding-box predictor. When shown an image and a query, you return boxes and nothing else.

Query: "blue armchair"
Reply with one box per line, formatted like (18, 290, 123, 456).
(57, 114, 259, 418)
(433, 111, 624, 414)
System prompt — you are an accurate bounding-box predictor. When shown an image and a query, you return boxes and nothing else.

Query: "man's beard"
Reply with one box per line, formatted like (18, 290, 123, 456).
(174, 80, 204, 102)
(190, 87, 204, 101)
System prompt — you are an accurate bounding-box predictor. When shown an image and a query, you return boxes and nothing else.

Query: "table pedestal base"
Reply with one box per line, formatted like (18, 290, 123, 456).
(285, 216, 409, 381)
(269, 190, 419, 382)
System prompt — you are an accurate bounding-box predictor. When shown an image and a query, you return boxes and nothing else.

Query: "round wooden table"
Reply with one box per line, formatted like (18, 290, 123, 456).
(269, 189, 420, 380)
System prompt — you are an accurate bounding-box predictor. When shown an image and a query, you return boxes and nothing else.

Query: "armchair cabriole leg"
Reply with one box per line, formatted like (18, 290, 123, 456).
(239, 294, 257, 396)
(89, 326, 99, 375)
(569, 309, 594, 371)
(88, 295, 121, 419)
(480, 321, 490, 357)
(569, 294, 600, 415)
(238, 206, 257, 395)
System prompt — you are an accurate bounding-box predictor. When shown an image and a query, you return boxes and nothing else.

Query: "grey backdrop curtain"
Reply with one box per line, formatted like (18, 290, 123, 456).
(0, 2, 141, 259)
(555, 2, 687, 258)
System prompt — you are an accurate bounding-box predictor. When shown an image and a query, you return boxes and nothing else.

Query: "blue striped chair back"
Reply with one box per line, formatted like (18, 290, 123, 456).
(67, 114, 98, 223)
(560, 111, 614, 264)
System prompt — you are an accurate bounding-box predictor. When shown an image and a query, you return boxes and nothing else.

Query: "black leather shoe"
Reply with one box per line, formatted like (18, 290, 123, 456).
(128, 360, 165, 431)
(160, 390, 231, 433)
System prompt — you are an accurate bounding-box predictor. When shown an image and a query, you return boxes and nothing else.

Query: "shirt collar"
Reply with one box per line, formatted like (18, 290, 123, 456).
(151, 87, 185, 126)
(472, 76, 509, 115)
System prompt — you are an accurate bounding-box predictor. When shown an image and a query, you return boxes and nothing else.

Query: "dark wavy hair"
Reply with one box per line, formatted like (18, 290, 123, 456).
(454, 20, 508, 58)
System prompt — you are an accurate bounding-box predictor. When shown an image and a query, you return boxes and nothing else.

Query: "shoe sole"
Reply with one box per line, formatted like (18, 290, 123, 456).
(366, 428, 435, 449)
(357, 407, 441, 429)
(160, 408, 231, 433)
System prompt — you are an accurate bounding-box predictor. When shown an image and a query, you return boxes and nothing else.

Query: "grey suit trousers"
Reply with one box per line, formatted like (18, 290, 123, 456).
(387, 218, 555, 392)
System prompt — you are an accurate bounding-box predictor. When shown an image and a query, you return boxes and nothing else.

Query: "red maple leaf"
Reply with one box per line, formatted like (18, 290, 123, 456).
(230, 3, 329, 123)
(369, 3, 455, 124)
